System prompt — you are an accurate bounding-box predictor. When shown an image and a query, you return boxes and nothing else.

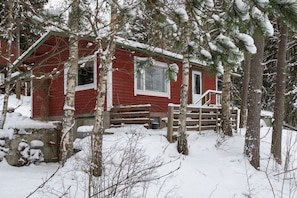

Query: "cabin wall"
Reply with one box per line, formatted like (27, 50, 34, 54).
(31, 36, 217, 128)
(31, 36, 98, 119)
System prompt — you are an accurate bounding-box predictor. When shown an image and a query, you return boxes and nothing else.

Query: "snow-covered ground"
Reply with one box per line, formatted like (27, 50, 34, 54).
(0, 95, 297, 198)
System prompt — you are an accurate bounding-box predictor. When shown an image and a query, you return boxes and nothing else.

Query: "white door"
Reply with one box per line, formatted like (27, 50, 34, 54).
(192, 70, 202, 105)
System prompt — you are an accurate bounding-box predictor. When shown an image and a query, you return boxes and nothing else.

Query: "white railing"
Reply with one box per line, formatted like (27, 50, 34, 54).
(194, 90, 222, 106)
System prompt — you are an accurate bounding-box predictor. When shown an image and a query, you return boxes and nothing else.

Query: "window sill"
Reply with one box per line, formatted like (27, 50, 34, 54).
(135, 90, 170, 99)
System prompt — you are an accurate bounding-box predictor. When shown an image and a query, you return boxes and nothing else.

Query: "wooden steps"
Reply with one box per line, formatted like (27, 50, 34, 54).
(110, 104, 151, 128)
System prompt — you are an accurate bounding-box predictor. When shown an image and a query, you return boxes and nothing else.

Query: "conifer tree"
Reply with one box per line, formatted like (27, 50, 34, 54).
(269, 0, 297, 164)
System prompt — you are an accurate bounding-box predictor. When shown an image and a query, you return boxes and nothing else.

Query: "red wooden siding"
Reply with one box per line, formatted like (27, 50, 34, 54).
(112, 48, 183, 113)
(31, 35, 99, 118)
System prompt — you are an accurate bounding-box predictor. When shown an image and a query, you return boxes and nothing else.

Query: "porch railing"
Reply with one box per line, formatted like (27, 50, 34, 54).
(166, 104, 239, 143)
(194, 90, 222, 106)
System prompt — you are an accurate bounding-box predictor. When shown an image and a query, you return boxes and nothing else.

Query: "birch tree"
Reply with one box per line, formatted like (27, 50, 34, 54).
(61, 0, 80, 164)
(87, 0, 136, 177)
(239, 53, 251, 128)
(0, 0, 15, 129)
(177, 17, 191, 155)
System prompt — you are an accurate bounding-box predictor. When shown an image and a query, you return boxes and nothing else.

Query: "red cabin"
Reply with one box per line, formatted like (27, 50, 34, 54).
(13, 31, 218, 129)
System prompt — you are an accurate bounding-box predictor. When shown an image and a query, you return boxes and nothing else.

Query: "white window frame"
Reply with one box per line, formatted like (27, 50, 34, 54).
(134, 56, 170, 99)
(0, 73, 5, 85)
(64, 55, 97, 94)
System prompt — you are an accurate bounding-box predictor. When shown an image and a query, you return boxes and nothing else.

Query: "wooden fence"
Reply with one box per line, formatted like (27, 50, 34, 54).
(166, 104, 239, 143)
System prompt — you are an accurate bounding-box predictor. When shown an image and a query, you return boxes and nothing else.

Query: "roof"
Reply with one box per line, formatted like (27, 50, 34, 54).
(12, 30, 206, 75)
(12, 31, 66, 71)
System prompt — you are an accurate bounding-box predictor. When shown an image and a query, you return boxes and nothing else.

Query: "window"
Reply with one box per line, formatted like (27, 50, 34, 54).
(77, 60, 94, 86)
(64, 55, 97, 93)
(134, 57, 170, 98)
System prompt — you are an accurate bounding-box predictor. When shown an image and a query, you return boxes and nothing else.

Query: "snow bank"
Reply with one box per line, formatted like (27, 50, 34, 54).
(0, 95, 56, 129)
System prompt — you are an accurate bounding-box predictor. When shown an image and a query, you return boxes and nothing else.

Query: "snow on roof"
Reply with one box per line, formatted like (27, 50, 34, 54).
(115, 37, 205, 66)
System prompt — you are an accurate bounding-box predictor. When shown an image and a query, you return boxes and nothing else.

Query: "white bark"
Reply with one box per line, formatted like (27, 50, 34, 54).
(221, 66, 232, 136)
(61, 0, 80, 164)
(91, 0, 117, 177)
(177, 20, 190, 155)
(0, 0, 14, 129)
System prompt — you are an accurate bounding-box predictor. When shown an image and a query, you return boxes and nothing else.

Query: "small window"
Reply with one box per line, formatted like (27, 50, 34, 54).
(77, 60, 94, 86)
(64, 55, 97, 93)
(134, 57, 170, 98)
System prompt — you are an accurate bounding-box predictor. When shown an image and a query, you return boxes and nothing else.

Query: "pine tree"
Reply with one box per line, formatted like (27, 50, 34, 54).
(271, 21, 288, 165)
(269, 0, 297, 164)
(245, 29, 265, 170)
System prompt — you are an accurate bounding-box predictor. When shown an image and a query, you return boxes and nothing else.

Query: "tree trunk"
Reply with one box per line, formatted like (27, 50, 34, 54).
(0, 0, 14, 129)
(271, 22, 288, 165)
(91, 42, 116, 177)
(221, 66, 232, 136)
(91, 0, 117, 177)
(244, 30, 264, 170)
(239, 53, 251, 128)
(177, 22, 190, 156)
(61, 0, 80, 164)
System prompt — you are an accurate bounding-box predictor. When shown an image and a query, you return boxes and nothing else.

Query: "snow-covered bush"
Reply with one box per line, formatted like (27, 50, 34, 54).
(18, 139, 44, 166)
(167, 63, 179, 82)
(0, 139, 9, 161)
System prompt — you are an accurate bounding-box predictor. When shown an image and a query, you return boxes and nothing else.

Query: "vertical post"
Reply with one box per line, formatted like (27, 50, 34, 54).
(198, 107, 202, 133)
(216, 108, 219, 132)
(167, 104, 174, 143)
(236, 108, 240, 133)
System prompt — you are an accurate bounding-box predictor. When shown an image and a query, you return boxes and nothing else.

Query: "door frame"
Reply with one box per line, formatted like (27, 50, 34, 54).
(191, 70, 202, 105)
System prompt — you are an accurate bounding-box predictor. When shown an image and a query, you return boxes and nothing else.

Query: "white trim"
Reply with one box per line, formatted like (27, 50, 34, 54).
(30, 70, 33, 118)
(106, 62, 113, 111)
(216, 74, 221, 105)
(0, 73, 5, 85)
(191, 70, 202, 105)
(134, 56, 171, 99)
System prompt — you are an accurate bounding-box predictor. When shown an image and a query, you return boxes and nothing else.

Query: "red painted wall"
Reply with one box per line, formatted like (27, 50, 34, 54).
(112, 48, 183, 113)
(32, 36, 99, 118)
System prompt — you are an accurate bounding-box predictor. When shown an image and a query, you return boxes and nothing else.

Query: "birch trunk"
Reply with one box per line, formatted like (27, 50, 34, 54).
(244, 30, 264, 170)
(177, 22, 190, 155)
(91, 0, 117, 177)
(0, 0, 14, 129)
(91, 42, 115, 177)
(61, 0, 79, 164)
(271, 22, 288, 165)
(239, 53, 251, 128)
(221, 66, 232, 136)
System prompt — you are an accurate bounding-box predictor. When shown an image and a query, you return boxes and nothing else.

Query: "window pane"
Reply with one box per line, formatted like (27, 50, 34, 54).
(145, 67, 166, 92)
(137, 72, 143, 90)
(77, 61, 94, 86)
(194, 74, 201, 94)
